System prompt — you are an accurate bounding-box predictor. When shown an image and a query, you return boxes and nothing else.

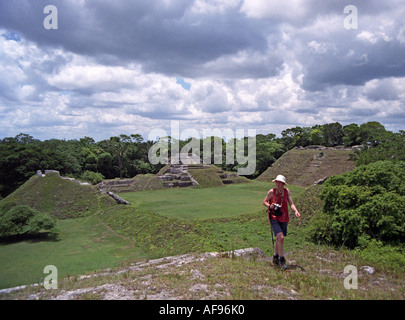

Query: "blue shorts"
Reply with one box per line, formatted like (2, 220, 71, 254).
(270, 220, 288, 237)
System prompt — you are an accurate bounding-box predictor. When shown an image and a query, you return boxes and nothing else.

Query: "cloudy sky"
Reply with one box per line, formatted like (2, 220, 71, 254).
(0, 0, 404, 141)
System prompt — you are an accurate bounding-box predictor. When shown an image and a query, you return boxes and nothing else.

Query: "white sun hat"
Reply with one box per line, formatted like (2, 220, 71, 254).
(272, 174, 287, 185)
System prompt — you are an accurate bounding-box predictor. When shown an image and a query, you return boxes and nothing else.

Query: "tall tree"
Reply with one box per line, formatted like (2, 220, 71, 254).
(109, 135, 131, 179)
(343, 123, 360, 146)
(358, 121, 387, 146)
(322, 122, 343, 146)
(281, 126, 310, 149)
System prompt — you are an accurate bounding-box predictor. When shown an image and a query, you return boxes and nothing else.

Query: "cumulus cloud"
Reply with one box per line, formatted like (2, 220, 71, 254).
(0, 0, 404, 140)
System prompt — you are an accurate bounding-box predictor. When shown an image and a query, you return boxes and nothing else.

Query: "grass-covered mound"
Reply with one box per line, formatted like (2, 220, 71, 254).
(188, 165, 251, 188)
(257, 148, 355, 187)
(1, 173, 116, 219)
(188, 165, 225, 188)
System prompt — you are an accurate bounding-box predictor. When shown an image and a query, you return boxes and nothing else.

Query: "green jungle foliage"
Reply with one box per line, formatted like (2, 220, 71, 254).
(308, 161, 405, 248)
(354, 130, 405, 166)
(80, 170, 105, 185)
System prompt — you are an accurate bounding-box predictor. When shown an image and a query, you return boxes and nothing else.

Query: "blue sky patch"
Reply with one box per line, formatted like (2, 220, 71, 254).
(176, 78, 191, 91)
(2, 31, 21, 42)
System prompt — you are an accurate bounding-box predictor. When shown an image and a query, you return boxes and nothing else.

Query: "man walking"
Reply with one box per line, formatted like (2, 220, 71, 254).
(263, 175, 300, 267)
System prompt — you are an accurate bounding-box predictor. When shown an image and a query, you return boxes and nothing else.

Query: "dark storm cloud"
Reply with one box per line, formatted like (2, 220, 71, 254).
(0, 0, 274, 78)
(1, 0, 403, 85)
(363, 79, 400, 101)
(289, 0, 405, 91)
(300, 37, 405, 91)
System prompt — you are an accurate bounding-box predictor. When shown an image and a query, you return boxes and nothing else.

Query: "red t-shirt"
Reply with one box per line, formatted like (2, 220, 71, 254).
(268, 188, 289, 223)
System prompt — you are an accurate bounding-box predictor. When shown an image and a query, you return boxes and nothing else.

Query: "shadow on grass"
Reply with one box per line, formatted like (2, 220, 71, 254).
(0, 232, 60, 244)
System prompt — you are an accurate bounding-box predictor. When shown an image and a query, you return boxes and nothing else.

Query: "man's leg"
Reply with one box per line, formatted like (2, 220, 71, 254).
(270, 220, 282, 265)
(275, 232, 284, 257)
(278, 223, 288, 266)
(271, 221, 286, 256)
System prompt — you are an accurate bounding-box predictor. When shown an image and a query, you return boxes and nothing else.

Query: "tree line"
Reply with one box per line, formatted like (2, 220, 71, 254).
(0, 121, 403, 198)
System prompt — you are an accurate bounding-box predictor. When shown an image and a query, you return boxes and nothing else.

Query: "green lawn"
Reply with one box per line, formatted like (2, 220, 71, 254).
(119, 181, 305, 221)
(0, 216, 141, 289)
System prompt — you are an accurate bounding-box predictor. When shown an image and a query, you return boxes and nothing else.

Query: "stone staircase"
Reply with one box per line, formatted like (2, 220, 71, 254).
(158, 164, 209, 188)
(217, 169, 238, 184)
(97, 179, 135, 193)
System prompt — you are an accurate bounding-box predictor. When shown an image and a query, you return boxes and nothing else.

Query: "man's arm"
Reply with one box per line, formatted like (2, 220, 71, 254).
(287, 188, 300, 218)
(263, 189, 274, 210)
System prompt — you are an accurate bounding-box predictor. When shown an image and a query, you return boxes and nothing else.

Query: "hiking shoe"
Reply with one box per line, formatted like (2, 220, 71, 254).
(273, 255, 279, 266)
(279, 256, 286, 267)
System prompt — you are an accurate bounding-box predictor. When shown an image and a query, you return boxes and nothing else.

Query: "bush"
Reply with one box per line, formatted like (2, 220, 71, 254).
(0, 204, 57, 237)
(309, 161, 405, 248)
(80, 170, 105, 185)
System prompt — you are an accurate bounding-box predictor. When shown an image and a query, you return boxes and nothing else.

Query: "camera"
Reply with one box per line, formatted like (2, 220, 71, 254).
(272, 203, 282, 216)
